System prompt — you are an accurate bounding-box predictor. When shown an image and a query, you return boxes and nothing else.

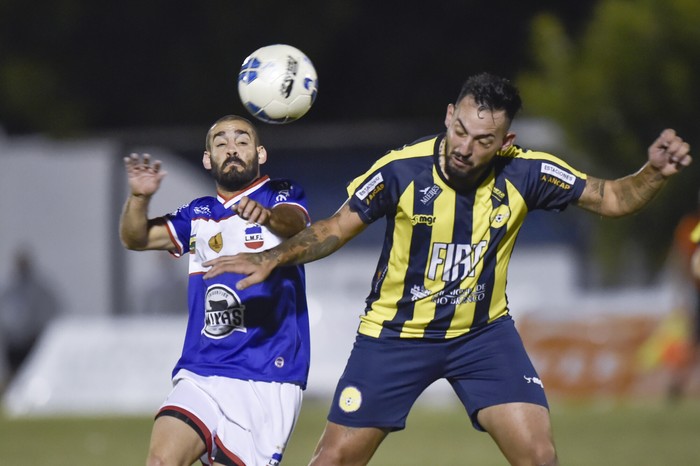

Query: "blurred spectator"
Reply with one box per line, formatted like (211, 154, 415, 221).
(667, 192, 700, 400)
(0, 249, 62, 379)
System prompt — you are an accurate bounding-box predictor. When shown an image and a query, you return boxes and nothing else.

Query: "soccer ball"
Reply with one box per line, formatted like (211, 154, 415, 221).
(238, 44, 318, 124)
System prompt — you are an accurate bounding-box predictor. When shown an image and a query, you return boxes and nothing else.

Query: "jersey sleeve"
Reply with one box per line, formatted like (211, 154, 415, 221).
(345, 162, 400, 224)
(267, 179, 311, 225)
(163, 201, 193, 256)
(508, 149, 588, 212)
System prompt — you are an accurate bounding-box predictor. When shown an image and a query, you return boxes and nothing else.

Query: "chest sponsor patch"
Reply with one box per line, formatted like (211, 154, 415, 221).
(203, 284, 246, 338)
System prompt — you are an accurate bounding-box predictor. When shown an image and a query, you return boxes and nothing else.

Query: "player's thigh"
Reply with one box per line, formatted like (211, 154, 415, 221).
(477, 402, 556, 464)
(309, 420, 389, 466)
(148, 414, 207, 466)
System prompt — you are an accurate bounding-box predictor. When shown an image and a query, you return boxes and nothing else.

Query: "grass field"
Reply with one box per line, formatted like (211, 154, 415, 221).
(1, 397, 699, 465)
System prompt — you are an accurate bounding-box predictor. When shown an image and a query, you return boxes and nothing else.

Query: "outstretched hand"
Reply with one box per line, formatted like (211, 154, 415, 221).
(203, 252, 275, 290)
(648, 129, 692, 178)
(124, 153, 167, 197)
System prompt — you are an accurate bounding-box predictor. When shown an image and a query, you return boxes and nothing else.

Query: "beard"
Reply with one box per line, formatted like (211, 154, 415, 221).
(211, 156, 259, 191)
(443, 150, 489, 190)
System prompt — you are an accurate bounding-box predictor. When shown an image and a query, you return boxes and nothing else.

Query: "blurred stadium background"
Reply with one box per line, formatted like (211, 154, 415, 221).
(1, 0, 700, 464)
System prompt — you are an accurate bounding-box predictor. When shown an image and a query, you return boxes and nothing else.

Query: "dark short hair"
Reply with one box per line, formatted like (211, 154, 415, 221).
(456, 73, 522, 122)
(205, 114, 260, 152)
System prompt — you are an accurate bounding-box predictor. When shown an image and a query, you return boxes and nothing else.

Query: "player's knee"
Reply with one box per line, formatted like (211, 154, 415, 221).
(145, 451, 169, 466)
(529, 441, 558, 466)
(309, 443, 369, 466)
(309, 445, 344, 466)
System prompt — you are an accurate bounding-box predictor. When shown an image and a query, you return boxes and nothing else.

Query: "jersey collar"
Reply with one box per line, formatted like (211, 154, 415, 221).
(217, 175, 270, 208)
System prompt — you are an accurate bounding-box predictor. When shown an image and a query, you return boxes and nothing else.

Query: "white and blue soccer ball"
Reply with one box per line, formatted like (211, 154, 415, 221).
(238, 44, 318, 124)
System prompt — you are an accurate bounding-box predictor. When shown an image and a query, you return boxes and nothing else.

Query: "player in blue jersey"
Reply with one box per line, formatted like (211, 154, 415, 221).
(120, 114, 311, 466)
(202, 74, 692, 466)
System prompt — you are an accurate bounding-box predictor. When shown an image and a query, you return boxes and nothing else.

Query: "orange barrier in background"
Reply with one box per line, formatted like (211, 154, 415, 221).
(517, 313, 698, 399)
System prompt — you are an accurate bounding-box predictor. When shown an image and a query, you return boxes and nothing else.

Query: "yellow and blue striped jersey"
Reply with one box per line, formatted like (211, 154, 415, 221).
(346, 134, 587, 340)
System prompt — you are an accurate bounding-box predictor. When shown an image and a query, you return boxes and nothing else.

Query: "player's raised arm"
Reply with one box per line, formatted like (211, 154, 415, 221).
(203, 201, 367, 289)
(576, 129, 692, 217)
(119, 153, 175, 251)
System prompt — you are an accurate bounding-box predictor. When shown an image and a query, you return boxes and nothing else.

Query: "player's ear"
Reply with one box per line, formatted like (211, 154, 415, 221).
(202, 151, 212, 170)
(501, 132, 516, 150)
(257, 146, 268, 165)
(444, 103, 455, 129)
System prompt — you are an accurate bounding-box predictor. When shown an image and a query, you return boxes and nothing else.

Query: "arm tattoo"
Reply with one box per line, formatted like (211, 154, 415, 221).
(265, 219, 342, 266)
(616, 168, 665, 214)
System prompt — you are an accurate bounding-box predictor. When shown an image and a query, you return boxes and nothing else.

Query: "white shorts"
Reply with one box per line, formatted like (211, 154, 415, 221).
(157, 369, 303, 466)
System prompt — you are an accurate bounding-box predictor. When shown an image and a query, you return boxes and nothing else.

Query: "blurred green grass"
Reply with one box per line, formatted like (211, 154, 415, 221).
(1, 397, 699, 465)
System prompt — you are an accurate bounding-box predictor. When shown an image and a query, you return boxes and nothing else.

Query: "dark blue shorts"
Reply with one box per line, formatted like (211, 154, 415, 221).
(328, 316, 548, 432)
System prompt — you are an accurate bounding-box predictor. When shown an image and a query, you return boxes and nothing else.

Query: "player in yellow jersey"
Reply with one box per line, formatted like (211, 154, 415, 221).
(202, 73, 692, 466)
(668, 194, 700, 400)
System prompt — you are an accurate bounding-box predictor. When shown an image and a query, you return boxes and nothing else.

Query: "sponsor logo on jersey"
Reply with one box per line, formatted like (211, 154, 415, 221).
(410, 284, 432, 302)
(540, 174, 572, 190)
(541, 163, 576, 185)
(431, 285, 486, 305)
(193, 205, 212, 216)
(489, 205, 511, 228)
(170, 202, 190, 216)
(491, 186, 506, 201)
(208, 232, 223, 253)
(338, 385, 362, 413)
(418, 184, 442, 205)
(244, 224, 264, 249)
(355, 172, 384, 200)
(203, 284, 246, 338)
(411, 214, 437, 226)
(427, 241, 487, 282)
(275, 189, 290, 202)
(189, 235, 196, 254)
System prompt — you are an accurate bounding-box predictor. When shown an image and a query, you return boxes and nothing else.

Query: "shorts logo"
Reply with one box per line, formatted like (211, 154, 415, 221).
(204, 284, 246, 338)
(338, 385, 362, 413)
(524, 375, 544, 388)
(355, 172, 384, 201)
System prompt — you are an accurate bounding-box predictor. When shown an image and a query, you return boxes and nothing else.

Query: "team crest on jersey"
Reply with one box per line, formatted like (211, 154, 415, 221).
(208, 232, 223, 252)
(244, 224, 264, 249)
(338, 385, 362, 413)
(203, 284, 246, 338)
(489, 205, 511, 228)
